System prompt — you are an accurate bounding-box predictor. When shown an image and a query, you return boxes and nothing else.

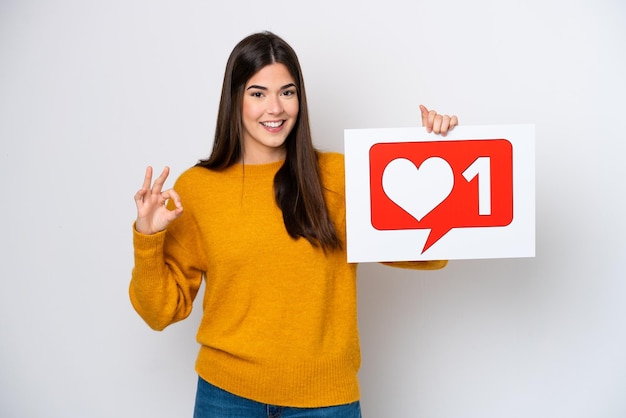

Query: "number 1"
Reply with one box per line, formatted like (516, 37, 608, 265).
(462, 157, 491, 215)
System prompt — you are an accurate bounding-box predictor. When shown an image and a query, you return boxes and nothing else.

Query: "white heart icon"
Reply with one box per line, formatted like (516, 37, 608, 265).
(381, 157, 454, 222)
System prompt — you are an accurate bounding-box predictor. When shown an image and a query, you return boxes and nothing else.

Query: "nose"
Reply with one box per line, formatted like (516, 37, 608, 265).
(267, 95, 283, 115)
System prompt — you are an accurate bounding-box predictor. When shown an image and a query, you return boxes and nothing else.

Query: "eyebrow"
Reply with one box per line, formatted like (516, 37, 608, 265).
(246, 83, 296, 91)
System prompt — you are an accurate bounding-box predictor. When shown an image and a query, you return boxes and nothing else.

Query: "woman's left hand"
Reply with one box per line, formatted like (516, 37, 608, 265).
(420, 104, 459, 136)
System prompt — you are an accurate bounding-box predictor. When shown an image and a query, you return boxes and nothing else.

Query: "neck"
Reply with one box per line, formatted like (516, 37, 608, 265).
(240, 149, 287, 165)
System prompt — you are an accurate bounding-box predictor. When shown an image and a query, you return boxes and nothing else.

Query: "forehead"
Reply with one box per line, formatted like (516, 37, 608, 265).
(246, 63, 295, 87)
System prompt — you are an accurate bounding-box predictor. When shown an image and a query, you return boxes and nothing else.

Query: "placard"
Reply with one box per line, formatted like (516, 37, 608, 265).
(344, 125, 535, 262)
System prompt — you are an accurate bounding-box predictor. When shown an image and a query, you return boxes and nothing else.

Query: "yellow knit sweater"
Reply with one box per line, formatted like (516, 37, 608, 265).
(130, 152, 446, 407)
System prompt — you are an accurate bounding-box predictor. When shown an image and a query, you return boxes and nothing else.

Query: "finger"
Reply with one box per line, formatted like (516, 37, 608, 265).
(440, 115, 451, 136)
(161, 189, 184, 222)
(167, 200, 184, 218)
(432, 114, 443, 134)
(442, 115, 459, 136)
(134, 166, 153, 203)
(141, 166, 153, 191)
(443, 115, 459, 136)
(134, 189, 146, 206)
(151, 166, 171, 195)
(419, 104, 429, 128)
(161, 188, 183, 209)
(430, 111, 439, 130)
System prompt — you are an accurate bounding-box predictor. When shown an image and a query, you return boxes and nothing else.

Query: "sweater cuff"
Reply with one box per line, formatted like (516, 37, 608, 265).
(132, 223, 167, 258)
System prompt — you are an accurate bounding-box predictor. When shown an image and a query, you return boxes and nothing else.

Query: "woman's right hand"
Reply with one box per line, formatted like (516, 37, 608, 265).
(134, 166, 183, 235)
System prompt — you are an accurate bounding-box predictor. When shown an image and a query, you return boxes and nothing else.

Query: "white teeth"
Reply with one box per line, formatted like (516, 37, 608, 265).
(262, 121, 284, 128)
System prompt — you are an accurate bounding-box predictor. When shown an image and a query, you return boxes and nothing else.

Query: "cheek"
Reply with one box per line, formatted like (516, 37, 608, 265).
(242, 98, 261, 121)
(287, 100, 300, 117)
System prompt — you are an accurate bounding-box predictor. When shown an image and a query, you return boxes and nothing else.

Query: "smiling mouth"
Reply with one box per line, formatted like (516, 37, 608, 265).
(261, 120, 285, 128)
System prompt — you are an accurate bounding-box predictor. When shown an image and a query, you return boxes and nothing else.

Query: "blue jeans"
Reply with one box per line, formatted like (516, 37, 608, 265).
(193, 376, 362, 418)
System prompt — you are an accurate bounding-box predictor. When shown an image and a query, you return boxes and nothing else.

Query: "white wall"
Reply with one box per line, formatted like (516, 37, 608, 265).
(1, 0, 624, 417)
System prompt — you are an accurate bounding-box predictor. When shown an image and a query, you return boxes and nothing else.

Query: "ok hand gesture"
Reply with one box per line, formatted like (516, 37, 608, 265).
(134, 166, 183, 235)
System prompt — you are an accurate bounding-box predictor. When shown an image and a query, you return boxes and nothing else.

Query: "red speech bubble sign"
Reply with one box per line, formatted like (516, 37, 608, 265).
(369, 139, 513, 253)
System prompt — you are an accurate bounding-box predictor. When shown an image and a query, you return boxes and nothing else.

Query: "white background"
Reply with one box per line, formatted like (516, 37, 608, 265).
(1, 1, 624, 417)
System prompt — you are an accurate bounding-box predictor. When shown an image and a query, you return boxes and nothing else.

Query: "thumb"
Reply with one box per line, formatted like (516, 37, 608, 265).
(419, 104, 429, 127)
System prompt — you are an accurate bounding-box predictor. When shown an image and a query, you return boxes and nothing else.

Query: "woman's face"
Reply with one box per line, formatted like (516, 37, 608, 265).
(241, 63, 299, 164)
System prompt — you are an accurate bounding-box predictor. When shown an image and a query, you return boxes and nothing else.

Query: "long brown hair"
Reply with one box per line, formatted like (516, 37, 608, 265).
(196, 32, 341, 250)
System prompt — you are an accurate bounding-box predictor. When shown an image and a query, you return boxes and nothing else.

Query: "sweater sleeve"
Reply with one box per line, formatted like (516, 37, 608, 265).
(129, 225, 203, 330)
(129, 172, 205, 331)
(380, 260, 448, 270)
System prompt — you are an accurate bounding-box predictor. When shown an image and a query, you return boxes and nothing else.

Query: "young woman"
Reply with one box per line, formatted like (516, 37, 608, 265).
(130, 31, 457, 418)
